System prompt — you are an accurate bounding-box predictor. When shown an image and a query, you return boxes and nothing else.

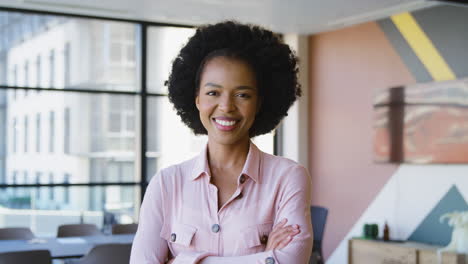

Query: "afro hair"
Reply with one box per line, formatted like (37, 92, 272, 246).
(166, 21, 301, 137)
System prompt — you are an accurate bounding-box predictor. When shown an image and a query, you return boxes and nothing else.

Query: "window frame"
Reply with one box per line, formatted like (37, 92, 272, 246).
(0, 6, 280, 210)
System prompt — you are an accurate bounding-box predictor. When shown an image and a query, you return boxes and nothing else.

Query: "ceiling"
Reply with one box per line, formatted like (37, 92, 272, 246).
(0, 0, 440, 34)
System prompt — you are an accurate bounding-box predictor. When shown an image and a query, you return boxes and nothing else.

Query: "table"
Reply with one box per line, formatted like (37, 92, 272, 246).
(348, 238, 466, 264)
(0, 234, 134, 259)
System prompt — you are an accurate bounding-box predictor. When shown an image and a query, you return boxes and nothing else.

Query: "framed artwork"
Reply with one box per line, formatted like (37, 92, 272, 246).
(374, 78, 468, 163)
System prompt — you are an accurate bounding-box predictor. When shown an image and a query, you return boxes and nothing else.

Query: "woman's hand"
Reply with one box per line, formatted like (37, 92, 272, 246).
(265, 218, 301, 251)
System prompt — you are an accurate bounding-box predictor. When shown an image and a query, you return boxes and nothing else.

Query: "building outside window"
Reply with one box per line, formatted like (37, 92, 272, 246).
(0, 9, 274, 237)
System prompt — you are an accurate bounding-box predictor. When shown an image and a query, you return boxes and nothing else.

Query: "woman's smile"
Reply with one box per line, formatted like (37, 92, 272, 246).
(213, 117, 239, 131)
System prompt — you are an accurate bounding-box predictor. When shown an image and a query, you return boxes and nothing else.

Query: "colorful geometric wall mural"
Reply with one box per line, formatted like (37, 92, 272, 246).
(312, 4, 468, 264)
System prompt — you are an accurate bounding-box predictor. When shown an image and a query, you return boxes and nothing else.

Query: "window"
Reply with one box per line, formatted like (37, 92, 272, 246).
(64, 42, 70, 87)
(24, 60, 29, 95)
(36, 54, 41, 89)
(64, 108, 70, 154)
(48, 173, 54, 200)
(23, 115, 28, 153)
(49, 49, 54, 88)
(35, 172, 41, 199)
(0, 9, 275, 237)
(36, 113, 41, 152)
(49, 111, 54, 153)
(64, 173, 70, 204)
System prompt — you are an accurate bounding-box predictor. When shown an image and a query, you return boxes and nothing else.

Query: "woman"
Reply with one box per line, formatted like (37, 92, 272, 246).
(130, 21, 312, 264)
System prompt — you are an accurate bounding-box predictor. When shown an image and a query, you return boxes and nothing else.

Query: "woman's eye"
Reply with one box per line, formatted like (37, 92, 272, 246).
(236, 93, 251, 98)
(206, 91, 217, 96)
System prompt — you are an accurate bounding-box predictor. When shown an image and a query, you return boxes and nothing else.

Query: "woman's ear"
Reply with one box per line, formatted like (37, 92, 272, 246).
(195, 95, 200, 110)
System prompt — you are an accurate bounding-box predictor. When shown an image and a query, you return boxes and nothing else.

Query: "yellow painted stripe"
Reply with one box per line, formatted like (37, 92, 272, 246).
(391, 12, 456, 81)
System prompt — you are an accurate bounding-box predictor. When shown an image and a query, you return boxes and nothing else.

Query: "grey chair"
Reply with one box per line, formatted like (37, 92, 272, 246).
(57, 224, 101, 238)
(0, 227, 35, 240)
(0, 250, 51, 264)
(112, 223, 138, 235)
(68, 243, 131, 264)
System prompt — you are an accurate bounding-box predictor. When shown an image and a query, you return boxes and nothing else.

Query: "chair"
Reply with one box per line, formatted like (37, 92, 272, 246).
(0, 250, 51, 264)
(57, 224, 102, 238)
(67, 243, 131, 264)
(0, 227, 35, 240)
(112, 223, 138, 235)
(309, 206, 328, 264)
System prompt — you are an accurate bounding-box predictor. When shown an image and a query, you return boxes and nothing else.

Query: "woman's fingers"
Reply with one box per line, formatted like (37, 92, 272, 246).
(272, 218, 288, 229)
(266, 223, 301, 250)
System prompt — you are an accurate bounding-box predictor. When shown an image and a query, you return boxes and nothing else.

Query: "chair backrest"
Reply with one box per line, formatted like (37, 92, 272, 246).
(0, 227, 35, 240)
(311, 206, 328, 242)
(57, 224, 101, 238)
(112, 223, 138, 235)
(73, 243, 131, 264)
(0, 250, 51, 264)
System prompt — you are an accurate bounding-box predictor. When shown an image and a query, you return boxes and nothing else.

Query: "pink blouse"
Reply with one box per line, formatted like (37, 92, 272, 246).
(130, 142, 313, 264)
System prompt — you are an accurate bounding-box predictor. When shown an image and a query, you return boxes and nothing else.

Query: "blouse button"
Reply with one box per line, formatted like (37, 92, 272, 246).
(265, 257, 275, 264)
(260, 235, 268, 244)
(170, 233, 176, 242)
(211, 224, 220, 233)
(239, 175, 246, 184)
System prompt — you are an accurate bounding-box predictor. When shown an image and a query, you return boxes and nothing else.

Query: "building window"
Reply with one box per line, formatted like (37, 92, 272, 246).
(49, 49, 54, 88)
(36, 113, 41, 152)
(64, 108, 70, 154)
(35, 172, 41, 199)
(36, 55, 41, 89)
(49, 111, 54, 153)
(24, 60, 29, 95)
(23, 116, 28, 153)
(64, 173, 70, 204)
(49, 173, 54, 200)
(64, 42, 70, 87)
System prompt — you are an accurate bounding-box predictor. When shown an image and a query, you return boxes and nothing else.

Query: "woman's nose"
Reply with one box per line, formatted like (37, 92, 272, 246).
(219, 95, 235, 112)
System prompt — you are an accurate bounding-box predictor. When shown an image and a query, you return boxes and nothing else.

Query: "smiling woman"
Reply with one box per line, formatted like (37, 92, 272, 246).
(130, 21, 312, 264)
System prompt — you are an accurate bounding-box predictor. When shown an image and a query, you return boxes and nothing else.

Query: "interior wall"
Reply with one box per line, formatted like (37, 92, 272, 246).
(308, 5, 468, 263)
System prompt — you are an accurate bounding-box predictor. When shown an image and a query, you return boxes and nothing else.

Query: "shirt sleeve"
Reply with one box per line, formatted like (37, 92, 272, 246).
(200, 165, 313, 264)
(130, 171, 170, 264)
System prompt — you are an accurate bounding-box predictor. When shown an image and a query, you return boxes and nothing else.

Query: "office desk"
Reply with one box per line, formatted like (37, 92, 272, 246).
(0, 234, 134, 259)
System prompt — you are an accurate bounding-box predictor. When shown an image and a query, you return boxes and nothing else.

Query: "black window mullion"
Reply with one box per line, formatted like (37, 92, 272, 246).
(140, 23, 148, 202)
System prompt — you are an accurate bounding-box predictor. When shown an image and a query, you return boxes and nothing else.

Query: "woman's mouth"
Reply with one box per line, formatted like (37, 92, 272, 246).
(213, 118, 238, 131)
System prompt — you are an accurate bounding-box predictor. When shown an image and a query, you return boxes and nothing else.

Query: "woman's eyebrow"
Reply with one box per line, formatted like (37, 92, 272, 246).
(204, 82, 256, 90)
(204, 82, 223, 88)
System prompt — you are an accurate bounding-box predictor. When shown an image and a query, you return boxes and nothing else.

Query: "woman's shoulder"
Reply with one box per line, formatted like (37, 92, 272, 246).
(261, 151, 307, 172)
(150, 155, 200, 185)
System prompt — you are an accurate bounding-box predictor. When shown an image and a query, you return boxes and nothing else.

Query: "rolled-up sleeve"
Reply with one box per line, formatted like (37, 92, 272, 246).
(130, 171, 169, 264)
(200, 165, 313, 264)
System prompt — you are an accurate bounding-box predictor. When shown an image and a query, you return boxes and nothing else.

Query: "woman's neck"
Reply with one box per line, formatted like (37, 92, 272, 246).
(207, 138, 250, 172)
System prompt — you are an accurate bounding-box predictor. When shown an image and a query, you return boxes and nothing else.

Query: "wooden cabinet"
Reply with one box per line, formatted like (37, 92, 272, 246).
(348, 238, 466, 264)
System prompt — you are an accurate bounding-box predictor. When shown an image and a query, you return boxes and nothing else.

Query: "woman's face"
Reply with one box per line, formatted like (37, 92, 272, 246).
(196, 56, 259, 146)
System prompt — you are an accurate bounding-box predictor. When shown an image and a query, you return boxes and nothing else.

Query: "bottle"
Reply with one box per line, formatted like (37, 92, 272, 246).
(383, 221, 390, 241)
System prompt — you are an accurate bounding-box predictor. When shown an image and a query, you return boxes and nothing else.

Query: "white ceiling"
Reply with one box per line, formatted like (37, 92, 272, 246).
(1, 0, 440, 34)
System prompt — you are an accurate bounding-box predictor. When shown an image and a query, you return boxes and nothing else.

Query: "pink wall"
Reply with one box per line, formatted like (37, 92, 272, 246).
(307, 22, 414, 259)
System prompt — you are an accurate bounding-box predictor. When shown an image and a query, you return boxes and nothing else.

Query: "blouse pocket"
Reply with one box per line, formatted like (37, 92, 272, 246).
(160, 223, 197, 255)
(239, 222, 273, 255)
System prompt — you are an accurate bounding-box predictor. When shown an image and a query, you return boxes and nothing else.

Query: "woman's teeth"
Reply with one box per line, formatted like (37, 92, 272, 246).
(215, 119, 236, 126)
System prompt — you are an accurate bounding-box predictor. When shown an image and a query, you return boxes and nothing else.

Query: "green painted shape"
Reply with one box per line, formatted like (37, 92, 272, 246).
(408, 185, 468, 246)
